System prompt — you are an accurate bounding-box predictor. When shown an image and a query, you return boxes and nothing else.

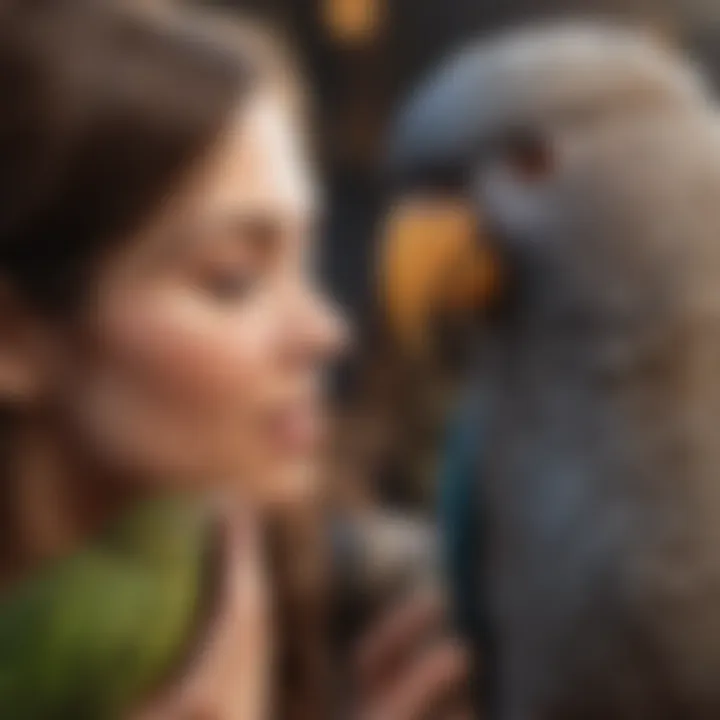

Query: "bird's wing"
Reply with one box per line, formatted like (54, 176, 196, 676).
(438, 380, 498, 712)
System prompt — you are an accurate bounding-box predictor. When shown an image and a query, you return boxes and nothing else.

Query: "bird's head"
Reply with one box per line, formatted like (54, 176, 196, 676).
(380, 22, 716, 351)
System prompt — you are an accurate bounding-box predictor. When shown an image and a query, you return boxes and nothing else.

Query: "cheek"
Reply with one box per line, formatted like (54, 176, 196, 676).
(62, 290, 284, 486)
(109, 294, 276, 407)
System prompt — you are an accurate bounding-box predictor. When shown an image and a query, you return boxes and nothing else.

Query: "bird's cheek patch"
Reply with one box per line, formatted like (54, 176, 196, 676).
(379, 195, 503, 348)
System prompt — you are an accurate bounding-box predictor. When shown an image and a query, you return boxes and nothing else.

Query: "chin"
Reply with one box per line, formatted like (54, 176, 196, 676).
(256, 460, 322, 511)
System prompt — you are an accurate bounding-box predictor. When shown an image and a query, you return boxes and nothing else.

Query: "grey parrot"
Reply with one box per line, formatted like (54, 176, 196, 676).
(381, 22, 720, 720)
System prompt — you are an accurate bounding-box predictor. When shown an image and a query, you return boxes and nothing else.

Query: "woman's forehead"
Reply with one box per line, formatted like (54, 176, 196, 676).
(112, 92, 321, 274)
(202, 92, 320, 224)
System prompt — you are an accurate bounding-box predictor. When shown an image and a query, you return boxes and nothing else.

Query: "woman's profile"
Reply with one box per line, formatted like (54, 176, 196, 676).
(0, 2, 469, 717)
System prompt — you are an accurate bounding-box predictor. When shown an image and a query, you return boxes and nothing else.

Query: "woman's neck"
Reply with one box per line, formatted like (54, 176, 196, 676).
(0, 418, 128, 589)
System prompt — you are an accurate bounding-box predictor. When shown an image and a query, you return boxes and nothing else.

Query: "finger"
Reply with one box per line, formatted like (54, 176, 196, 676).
(199, 501, 269, 654)
(356, 590, 445, 687)
(219, 501, 268, 638)
(131, 503, 272, 720)
(209, 502, 272, 719)
(167, 504, 270, 707)
(365, 641, 469, 720)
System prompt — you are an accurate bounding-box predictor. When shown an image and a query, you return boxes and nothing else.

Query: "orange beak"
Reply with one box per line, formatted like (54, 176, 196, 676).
(379, 195, 502, 348)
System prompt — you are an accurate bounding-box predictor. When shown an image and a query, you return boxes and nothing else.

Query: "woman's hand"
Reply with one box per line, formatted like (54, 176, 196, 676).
(354, 591, 473, 720)
(132, 504, 272, 720)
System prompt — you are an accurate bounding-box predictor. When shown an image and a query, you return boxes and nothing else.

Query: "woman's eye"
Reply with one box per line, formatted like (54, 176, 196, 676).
(202, 271, 258, 301)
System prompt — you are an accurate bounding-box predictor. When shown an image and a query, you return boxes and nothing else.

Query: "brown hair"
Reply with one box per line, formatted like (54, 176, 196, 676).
(0, 0, 256, 315)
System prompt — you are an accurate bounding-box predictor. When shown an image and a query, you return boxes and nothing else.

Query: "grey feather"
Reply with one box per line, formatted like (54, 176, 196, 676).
(390, 23, 720, 720)
(388, 23, 710, 181)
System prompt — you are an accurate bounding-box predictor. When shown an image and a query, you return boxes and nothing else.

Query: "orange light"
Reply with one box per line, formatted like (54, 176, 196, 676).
(323, 0, 382, 45)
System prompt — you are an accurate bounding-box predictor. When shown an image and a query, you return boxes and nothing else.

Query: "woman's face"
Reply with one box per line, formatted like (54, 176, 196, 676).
(51, 91, 347, 507)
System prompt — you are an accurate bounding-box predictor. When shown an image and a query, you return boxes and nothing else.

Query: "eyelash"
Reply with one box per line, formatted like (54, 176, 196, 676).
(203, 270, 257, 302)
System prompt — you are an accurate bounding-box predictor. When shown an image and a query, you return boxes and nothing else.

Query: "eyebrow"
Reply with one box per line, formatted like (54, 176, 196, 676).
(138, 197, 319, 274)
(207, 202, 317, 235)
(183, 209, 287, 250)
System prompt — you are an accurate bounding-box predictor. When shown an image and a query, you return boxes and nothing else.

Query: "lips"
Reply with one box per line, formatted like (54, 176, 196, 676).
(265, 401, 324, 455)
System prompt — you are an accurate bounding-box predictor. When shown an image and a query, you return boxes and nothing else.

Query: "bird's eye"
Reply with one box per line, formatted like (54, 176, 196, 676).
(503, 131, 554, 184)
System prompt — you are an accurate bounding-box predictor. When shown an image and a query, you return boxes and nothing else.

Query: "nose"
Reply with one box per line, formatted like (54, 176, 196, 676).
(287, 283, 352, 362)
